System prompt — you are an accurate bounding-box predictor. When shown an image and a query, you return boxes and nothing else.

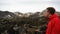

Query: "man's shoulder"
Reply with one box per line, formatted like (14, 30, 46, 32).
(54, 17, 59, 21)
(49, 18, 59, 23)
(51, 17, 60, 23)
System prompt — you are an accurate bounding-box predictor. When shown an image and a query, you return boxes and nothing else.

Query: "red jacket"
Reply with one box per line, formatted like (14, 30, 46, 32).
(46, 14, 60, 34)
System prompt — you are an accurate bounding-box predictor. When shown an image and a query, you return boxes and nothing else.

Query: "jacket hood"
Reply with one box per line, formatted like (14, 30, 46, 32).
(48, 14, 59, 21)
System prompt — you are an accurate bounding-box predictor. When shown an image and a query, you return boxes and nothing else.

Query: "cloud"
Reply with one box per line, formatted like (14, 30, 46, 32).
(0, 0, 60, 13)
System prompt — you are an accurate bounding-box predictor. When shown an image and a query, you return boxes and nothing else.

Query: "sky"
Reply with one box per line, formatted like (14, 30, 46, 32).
(0, 0, 60, 13)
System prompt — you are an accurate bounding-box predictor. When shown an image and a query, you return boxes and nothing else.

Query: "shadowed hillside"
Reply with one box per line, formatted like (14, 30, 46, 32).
(0, 10, 60, 34)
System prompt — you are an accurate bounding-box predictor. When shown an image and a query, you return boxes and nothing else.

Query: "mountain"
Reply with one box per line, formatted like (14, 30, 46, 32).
(56, 12, 60, 16)
(0, 10, 17, 18)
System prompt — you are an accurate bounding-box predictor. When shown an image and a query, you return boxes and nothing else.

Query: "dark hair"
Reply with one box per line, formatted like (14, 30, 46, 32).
(47, 7, 56, 15)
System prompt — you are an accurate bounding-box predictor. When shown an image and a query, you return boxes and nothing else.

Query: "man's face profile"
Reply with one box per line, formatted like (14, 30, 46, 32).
(44, 9, 50, 17)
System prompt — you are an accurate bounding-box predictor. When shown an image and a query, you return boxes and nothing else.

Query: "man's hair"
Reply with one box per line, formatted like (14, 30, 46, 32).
(47, 7, 56, 15)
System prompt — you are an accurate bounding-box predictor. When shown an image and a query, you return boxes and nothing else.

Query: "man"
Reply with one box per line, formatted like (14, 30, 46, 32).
(45, 7, 60, 34)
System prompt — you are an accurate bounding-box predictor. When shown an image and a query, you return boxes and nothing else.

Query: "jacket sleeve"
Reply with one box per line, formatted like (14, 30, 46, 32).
(46, 21, 54, 34)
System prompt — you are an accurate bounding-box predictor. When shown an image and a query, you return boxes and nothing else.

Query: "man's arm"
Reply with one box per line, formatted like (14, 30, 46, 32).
(46, 21, 54, 34)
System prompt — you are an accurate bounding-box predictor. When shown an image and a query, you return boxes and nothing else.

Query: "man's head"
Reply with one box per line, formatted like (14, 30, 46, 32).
(45, 7, 56, 17)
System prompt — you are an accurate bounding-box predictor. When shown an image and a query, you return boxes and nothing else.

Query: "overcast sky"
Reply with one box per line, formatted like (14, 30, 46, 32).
(0, 0, 60, 13)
